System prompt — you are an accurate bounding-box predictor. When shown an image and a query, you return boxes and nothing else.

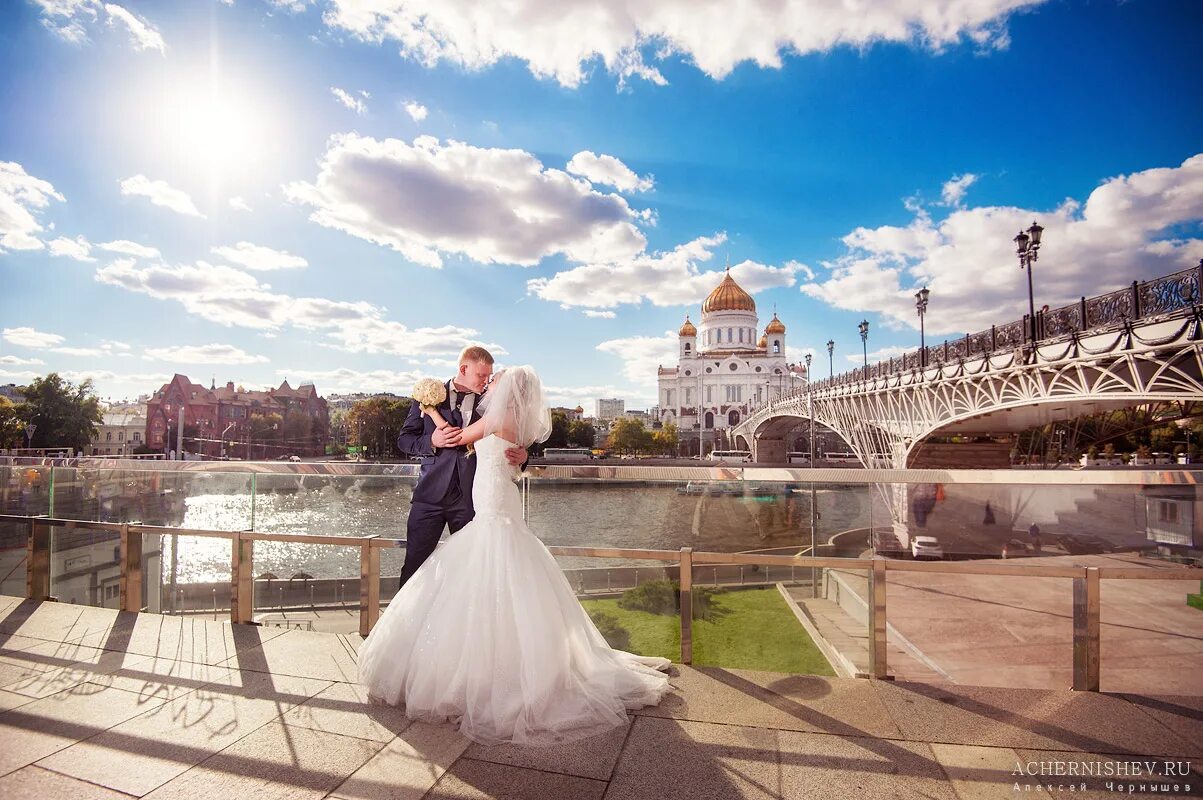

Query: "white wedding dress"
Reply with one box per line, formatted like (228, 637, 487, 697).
(358, 434, 671, 745)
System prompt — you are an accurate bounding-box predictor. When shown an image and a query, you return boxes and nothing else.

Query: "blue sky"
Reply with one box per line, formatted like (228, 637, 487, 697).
(1, 0, 1201, 408)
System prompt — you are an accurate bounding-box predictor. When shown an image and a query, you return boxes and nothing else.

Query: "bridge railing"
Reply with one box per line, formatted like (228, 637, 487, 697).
(803, 261, 1203, 395)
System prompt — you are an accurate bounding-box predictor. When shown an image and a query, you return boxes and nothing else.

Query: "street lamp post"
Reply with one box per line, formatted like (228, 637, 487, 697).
(826, 339, 834, 378)
(858, 320, 869, 373)
(915, 287, 930, 368)
(1014, 221, 1044, 344)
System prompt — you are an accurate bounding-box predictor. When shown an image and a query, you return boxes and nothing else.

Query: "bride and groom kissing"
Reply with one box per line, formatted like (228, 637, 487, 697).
(357, 346, 670, 746)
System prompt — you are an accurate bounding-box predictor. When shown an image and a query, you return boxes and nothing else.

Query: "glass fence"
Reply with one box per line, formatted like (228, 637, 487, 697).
(2, 462, 1201, 695)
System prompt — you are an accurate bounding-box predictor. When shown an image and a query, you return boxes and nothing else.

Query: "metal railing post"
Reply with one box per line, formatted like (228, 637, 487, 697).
(869, 558, 888, 679)
(1072, 566, 1101, 691)
(119, 523, 143, 612)
(679, 547, 693, 665)
(230, 532, 254, 624)
(27, 517, 51, 600)
(360, 536, 380, 637)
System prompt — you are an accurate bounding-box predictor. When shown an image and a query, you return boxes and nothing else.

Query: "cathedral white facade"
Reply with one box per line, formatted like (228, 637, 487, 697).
(658, 270, 806, 450)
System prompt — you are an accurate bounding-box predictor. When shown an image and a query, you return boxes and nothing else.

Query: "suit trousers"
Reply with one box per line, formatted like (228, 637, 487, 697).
(400, 482, 475, 589)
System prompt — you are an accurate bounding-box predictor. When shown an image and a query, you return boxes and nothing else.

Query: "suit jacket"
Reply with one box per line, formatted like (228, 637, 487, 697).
(397, 381, 482, 506)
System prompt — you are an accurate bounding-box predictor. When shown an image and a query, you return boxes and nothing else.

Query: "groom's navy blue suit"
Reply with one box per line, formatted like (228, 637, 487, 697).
(396, 380, 481, 588)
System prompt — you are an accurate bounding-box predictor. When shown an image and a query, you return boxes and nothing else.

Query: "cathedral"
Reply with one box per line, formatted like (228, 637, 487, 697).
(658, 269, 806, 453)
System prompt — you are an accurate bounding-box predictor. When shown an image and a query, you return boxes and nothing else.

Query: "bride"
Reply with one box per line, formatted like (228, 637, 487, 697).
(358, 365, 670, 745)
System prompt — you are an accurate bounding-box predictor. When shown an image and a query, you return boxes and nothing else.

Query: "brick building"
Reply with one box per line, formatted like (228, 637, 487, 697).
(146, 375, 330, 459)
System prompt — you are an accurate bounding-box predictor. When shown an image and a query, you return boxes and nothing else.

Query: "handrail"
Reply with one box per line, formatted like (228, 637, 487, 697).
(3, 512, 1198, 692)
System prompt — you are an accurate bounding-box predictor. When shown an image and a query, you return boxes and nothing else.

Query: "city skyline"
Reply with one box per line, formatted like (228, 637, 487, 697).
(1, 0, 1202, 409)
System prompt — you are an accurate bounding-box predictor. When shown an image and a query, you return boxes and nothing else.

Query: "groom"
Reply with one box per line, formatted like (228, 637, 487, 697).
(396, 346, 528, 587)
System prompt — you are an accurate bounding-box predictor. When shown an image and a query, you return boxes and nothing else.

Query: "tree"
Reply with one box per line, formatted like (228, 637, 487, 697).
(567, 419, 596, 449)
(18, 373, 103, 453)
(652, 422, 679, 455)
(348, 397, 412, 459)
(0, 397, 22, 449)
(542, 411, 570, 452)
(609, 417, 652, 455)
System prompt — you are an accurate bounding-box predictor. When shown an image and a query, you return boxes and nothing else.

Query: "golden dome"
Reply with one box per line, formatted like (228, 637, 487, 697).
(678, 316, 697, 337)
(701, 271, 756, 314)
(765, 313, 786, 335)
(757, 334, 768, 348)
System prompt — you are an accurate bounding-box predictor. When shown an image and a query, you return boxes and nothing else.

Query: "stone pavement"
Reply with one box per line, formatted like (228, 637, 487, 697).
(1, 594, 1202, 799)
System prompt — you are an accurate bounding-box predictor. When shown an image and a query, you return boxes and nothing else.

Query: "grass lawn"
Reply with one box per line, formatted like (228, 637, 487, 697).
(581, 587, 835, 676)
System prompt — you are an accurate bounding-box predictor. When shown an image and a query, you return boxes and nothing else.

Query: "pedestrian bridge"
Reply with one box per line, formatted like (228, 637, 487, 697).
(734, 263, 1203, 468)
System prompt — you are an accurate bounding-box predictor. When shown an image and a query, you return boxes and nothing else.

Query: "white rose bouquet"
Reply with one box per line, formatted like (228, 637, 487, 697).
(412, 378, 473, 455)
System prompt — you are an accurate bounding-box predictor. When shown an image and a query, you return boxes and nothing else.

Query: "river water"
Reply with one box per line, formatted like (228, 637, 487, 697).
(167, 477, 880, 583)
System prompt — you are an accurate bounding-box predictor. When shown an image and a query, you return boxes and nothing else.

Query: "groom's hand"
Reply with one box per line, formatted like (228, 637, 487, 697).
(432, 427, 463, 448)
(505, 446, 528, 467)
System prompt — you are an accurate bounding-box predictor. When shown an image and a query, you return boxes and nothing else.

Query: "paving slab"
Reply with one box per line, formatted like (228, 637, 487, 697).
(140, 720, 382, 800)
(282, 680, 414, 744)
(0, 681, 169, 777)
(1115, 694, 1203, 757)
(635, 665, 903, 739)
(875, 679, 1200, 757)
(425, 757, 607, 800)
(1, 640, 151, 699)
(0, 764, 137, 799)
(462, 719, 630, 781)
(76, 612, 291, 667)
(0, 600, 120, 644)
(34, 669, 332, 795)
(216, 628, 360, 682)
(330, 721, 471, 800)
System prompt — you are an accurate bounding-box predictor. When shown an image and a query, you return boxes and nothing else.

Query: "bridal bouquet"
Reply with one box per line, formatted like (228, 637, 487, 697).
(412, 378, 473, 455)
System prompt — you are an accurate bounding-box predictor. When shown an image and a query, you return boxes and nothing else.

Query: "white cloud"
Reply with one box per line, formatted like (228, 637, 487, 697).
(272, 367, 424, 395)
(285, 133, 648, 268)
(941, 173, 978, 207)
(543, 383, 653, 409)
(321, 0, 1038, 88)
(143, 344, 270, 364)
(567, 151, 653, 193)
(97, 239, 160, 259)
(801, 153, 1203, 337)
(0, 161, 64, 252)
(228, 196, 253, 212)
(94, 257, 505, 359)
(120, 174, 204, 218)
(0, 355, 45, 366)
(34, 1, 165, 53)
(3, 327, 66, 348)
(404, 101, 428, 122)
(48, 235, 95, 261)
(50, 346, 106, 356)
(844, 345, 912, 364)
(583, 310, 616, 319)
(268, 0, 309, 12)
(211, 241, 308, 271)
(102, 3, 166, 53)
(527, 233, 801, 308)
(331, 86, 367, 114)
(596, 331, 677, 385)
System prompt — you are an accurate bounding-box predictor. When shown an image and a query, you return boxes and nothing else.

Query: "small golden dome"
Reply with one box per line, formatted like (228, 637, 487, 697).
(678, 316, 697, 337)
(757, 334, 768, 348)
(765, 313, 786, 335)
(574, 405, 584, 413)
(702, 271, 756, 314)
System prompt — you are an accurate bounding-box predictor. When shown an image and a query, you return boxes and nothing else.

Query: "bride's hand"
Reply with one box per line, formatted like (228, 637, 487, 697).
(432, 427, 463, 448)
(504, 446, 528, 467)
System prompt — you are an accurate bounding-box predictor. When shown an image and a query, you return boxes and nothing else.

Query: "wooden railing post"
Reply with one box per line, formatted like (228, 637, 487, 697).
(230, 533, 254, 624)
(679, 547, 693, 665)
(868, 558, 888, 679)
(118, 523, 143, 612)
(27, 517, 51, 600)
(360, 536, 380, 637)
(1072, 566, 1101, 691)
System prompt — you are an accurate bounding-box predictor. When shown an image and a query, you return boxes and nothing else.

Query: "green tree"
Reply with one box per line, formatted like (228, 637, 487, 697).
(18, 373, 103, 453)
(567, 419, 596, 449)
(0, 396, 22, 449)
(541, 411, 570, 452)
(609, 417, 652, 455)
(652, 422, 679, 455)
(348, 397, 412, 459)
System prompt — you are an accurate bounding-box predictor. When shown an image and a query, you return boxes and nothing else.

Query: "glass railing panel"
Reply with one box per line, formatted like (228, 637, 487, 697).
(1099, 576, 1203, 695)
(1, 465, 51, 516)
(250, 543, 362, 633)
(49, 466, 252, 529)
(568, 557, 680, 663)
(0, 518, 28, 597)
